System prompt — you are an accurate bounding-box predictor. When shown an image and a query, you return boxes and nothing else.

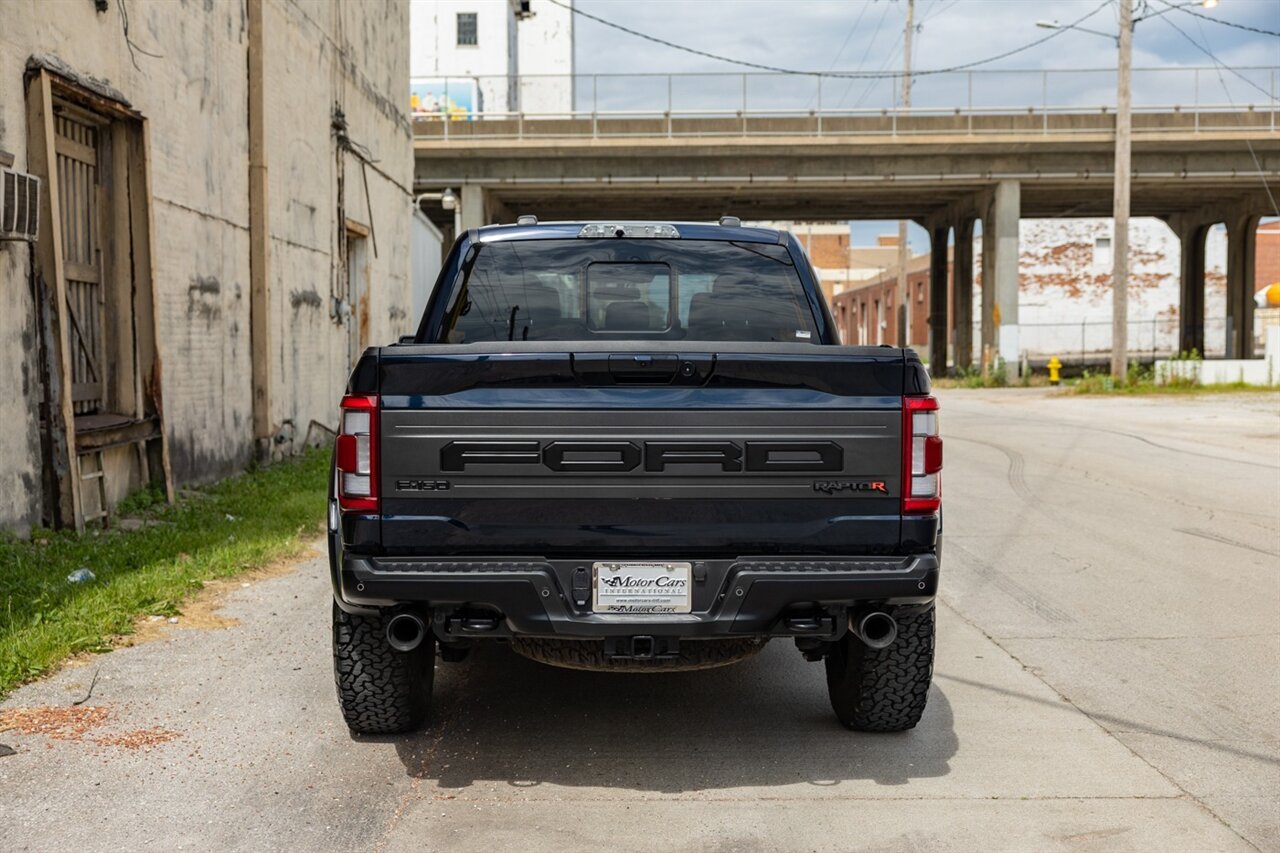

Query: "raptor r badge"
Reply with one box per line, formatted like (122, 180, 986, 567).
(813, 480, 887, 495)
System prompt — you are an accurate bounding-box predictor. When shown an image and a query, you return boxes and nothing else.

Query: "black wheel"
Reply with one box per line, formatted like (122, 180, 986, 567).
(825, 606, 934, 732)
(332, 602, 434, 734)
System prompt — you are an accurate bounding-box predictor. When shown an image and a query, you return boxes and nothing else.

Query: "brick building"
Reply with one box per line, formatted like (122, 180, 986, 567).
(755, 222, 938, 347)
(830, 249, 947, 348)
(0, 0, 414, 533)
(749, 222, 897, 305)
(1258, 221, 1280, 295)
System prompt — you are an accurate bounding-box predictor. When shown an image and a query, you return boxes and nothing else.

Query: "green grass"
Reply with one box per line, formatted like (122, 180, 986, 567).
(1066, 359, 1280, 395)
(1065, 376, 1279, 395)
(0, 449, 329, 698)
(932, 366, 1048, 390)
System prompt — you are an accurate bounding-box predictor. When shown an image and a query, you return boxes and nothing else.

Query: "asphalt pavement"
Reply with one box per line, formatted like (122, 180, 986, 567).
(1, 388, 1276, 852)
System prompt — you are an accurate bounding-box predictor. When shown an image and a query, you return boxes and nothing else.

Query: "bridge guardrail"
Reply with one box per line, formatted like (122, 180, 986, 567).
(411, 67, 1278, 142)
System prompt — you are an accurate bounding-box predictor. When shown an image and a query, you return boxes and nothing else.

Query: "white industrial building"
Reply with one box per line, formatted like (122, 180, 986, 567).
(824, 217, 1236, 363)
(410, 0, 574, 118)
(1014, 217, 1230, 362)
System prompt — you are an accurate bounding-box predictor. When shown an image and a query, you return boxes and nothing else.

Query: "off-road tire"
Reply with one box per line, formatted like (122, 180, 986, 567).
(511, 636, 766, 672)
(825, 606, 934, 732)
(332, 603, 434, 734)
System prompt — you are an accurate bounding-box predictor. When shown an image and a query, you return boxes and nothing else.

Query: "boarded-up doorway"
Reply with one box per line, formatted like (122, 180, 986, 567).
(26, 66, 172, 530)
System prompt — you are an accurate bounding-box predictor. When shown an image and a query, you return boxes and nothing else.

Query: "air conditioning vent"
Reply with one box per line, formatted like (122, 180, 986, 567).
(1, 168, 41, 242)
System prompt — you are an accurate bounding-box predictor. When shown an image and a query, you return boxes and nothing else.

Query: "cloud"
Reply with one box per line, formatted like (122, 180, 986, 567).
(570, 0, 1279, 109)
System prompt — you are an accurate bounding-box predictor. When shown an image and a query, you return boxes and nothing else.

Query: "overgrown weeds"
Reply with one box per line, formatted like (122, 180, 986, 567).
(0, 449, 329, 698)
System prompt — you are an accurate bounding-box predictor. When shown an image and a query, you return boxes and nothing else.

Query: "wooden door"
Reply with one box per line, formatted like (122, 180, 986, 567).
(53, 110, 105, 415)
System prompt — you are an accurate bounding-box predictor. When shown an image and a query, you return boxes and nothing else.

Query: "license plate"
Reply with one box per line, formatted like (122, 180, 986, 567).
(592, 562, 692, 614)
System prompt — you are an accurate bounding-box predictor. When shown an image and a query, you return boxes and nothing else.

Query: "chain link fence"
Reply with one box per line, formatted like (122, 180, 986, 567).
(961, 317, 1232, 368)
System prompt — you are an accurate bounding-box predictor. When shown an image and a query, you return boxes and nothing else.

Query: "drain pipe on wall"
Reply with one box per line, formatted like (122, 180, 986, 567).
(247, 0, 273, 462)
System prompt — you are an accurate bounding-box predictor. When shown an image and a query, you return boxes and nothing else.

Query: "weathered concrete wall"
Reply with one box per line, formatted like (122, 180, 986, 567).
(0, 228, 42, 532)
(1015, 218, 1228, 360)
(517, 0, 573, 115)
(0, 0, 411, 532)
(262, 0, 413, 461)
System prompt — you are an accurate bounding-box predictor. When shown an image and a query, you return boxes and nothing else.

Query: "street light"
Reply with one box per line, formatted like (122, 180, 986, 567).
(1036, 0, 1219, 380)
(414, 187, 461, 237)
(1035, 20, 1117, 43)
(1039, 0, 1223, 35)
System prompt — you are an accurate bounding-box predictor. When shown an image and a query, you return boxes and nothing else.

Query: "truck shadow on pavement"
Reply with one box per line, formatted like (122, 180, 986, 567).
(383, 641, 957, 794)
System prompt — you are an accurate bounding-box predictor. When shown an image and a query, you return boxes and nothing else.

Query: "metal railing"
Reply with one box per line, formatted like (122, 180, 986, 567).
(411, 67, 1279, 141)
(958, 317, 1233, 366)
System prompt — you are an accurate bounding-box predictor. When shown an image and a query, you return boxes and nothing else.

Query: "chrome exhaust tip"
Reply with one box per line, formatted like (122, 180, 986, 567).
(385, 612, 426, 652)
(853, 611, 898, 649)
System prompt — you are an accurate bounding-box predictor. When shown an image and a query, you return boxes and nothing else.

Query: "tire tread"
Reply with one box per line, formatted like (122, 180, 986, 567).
(825, 606, 934, 732)
(332, 603, 432, 734)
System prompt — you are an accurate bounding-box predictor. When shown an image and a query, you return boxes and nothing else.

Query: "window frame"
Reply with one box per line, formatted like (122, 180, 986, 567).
(583, 260, 675, 334)
(456, 11, 478, 46)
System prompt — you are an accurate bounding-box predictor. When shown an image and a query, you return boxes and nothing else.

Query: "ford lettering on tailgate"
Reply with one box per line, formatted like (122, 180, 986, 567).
(440, 440, 844, 473)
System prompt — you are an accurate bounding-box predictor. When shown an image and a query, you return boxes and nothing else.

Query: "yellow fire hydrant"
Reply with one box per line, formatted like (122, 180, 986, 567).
(1048, 356, 1062, 385)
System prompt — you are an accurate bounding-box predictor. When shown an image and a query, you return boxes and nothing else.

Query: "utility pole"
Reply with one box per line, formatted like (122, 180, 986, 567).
(1111, 0, 1132, 380)
(896, 0, 915, 348)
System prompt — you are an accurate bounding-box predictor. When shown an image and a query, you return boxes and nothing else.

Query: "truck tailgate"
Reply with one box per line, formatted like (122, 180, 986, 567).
(374, 343, 915, 558)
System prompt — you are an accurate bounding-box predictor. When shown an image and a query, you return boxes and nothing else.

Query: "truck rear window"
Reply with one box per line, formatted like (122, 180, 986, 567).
(438, 239, 820, 343)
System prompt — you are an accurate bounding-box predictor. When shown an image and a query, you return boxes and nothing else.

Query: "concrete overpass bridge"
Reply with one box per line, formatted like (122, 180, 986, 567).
(413, 69, 1280, 371)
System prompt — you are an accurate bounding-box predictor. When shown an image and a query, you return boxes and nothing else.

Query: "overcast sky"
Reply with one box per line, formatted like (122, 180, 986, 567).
(571, 0, 1279, 111)
(566, 0, 1277, 245)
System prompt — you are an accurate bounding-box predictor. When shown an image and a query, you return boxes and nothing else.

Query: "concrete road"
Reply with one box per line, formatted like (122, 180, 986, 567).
(1, 389, 1276, 852)
(941, 388, 1280, 850)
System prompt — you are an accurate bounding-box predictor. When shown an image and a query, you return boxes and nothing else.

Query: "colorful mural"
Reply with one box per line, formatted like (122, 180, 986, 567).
(410, 78, 482, 120)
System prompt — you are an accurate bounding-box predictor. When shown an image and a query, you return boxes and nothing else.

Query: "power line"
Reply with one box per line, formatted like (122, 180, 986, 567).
(1156, 14, 1278, 102)
(836, 0, 897, 107)
(1158, 0, 1280, 38)
(1158, 13, 1278, 215)
(918, 0, 965, 27)
(805, 0, 875, 108)
(553, 0, 1113, 79)
(825, 0, 874, 70)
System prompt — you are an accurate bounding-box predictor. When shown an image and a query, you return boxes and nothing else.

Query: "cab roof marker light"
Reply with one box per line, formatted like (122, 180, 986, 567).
(579, 223, 681, 239)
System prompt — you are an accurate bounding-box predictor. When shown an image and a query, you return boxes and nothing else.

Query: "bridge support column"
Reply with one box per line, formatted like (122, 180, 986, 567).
(953, 217, 975, 372)
(980, 206, 995, 364)
(928, 223, 949, 374)
(460, 185, 487, 232)
(1226, 213, 1260, 359)
(1177, 222, 1208, 357)
(981, 181, 1020, 378)
(487, 195, 515, 226)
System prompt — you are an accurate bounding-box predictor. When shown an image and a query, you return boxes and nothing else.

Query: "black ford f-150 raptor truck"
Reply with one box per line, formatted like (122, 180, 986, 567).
(328, 218, 941, 734)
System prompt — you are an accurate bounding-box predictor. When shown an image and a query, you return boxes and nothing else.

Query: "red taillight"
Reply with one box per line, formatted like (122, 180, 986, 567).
(337, 395, 379, 513)
(903, 395, 941, 514)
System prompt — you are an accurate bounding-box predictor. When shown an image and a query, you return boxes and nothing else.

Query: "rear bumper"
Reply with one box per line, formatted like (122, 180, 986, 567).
(335, 553, 938, 639)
